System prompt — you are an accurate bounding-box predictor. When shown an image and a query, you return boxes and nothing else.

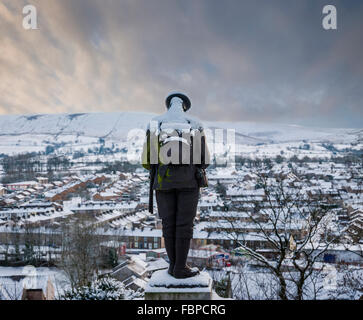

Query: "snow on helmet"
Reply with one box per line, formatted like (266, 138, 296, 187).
(165, 92, 191, 112)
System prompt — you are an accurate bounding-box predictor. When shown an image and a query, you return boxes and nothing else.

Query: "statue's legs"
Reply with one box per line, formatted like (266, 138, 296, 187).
(174, 188, 200, 278)
(164, 237, 176, 275)
(156, 189, 177, 275)
(156, 188, 200, 278)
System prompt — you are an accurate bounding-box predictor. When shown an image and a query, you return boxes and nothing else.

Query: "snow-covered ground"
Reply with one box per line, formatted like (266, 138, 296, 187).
(0, 266, 69, 300)
(208, 264, 363, 300)
(0, 112, 361, 158)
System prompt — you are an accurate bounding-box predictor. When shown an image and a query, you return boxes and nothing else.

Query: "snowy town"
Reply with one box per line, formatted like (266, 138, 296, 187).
(0, 136, 362, 299)
(0, 0, 362, 303)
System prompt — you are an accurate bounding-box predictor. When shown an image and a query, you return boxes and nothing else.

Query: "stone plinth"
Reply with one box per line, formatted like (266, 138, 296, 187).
(145, 269, 213, 300)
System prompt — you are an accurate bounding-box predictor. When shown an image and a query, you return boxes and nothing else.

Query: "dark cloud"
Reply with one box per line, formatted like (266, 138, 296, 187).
(0, 0, 362, 127)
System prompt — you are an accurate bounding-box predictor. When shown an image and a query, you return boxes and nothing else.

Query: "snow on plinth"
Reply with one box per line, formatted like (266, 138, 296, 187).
(145, 270, 213, 300)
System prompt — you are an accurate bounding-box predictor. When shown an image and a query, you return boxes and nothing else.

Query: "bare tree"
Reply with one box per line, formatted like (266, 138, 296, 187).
(215, 172, 340, 300)
(58, 215, 101, 290)
(332, 265, 363, 300)
(0, 280, 23, 300)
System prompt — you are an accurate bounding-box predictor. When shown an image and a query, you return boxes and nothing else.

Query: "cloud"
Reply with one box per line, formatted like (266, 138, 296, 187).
(0, 0, 362, 128)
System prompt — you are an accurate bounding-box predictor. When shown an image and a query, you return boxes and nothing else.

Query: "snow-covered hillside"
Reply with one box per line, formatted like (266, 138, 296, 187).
(0, 111, 361, 157)
(0, 112, 360, 141)
(0, 112, 154, 139)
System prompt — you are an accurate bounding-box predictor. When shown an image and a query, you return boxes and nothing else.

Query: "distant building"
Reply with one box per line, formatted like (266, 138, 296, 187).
(36, 177, 48, 184)
(93, 191, 121, 201)
(347, 208, 363, 242)
(187, 248, 230, 269)
(120, 228, 162, 249)
(5, 181, 38, 191)
(111, 256, 148, 291)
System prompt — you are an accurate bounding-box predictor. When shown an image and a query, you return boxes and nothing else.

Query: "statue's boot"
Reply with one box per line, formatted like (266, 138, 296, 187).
(164, 237, 176, 276)
(173, 238, 200, 279)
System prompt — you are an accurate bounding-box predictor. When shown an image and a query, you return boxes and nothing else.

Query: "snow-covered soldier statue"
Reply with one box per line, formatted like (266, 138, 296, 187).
(142, 92, 210, 279)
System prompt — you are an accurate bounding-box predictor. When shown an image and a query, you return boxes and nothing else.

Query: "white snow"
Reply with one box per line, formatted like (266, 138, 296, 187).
(145, 269, 212, 293)
(1, 111, 359, 158)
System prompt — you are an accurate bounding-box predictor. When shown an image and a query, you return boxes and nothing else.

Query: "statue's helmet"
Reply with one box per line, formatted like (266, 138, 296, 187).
(165, 92, 191, 112)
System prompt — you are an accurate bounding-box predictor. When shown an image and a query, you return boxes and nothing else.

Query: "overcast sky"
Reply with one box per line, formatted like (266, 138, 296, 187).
(0, 0, 362, 128)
